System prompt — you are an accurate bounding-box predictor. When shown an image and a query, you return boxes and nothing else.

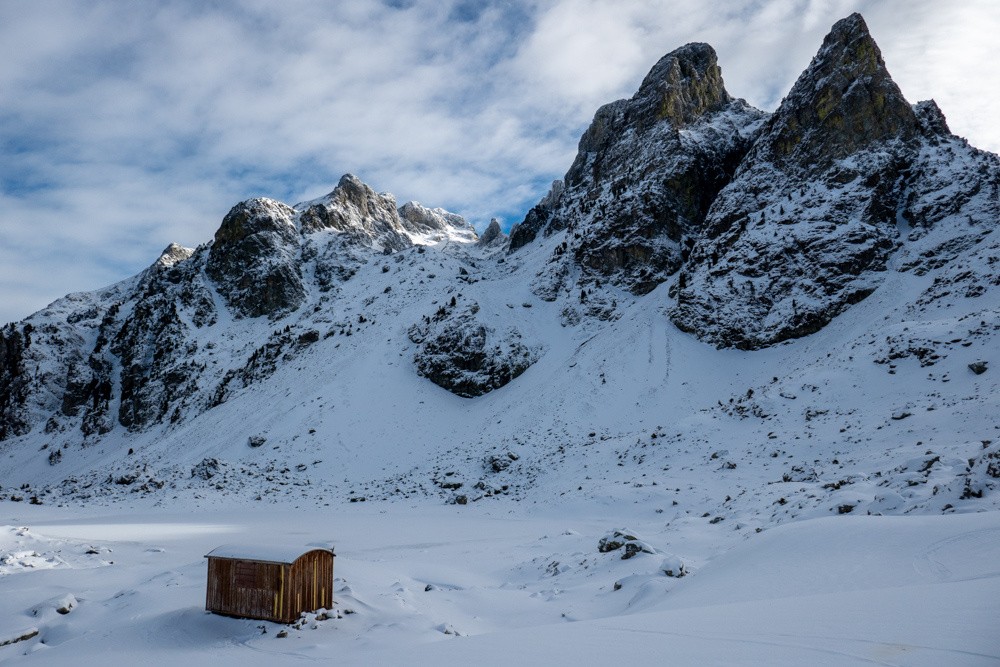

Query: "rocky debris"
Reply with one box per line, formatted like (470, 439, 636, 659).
(947, 442, 1000, 501)
(969, 361, 988, 375)
(206, 197, 305, 319)
(191, 458, 223, 480)
(598, 529, 655, 560)
(659, 555, 687, 578)
(0, 629, 39, 648)
(55, 594, 78, 615)
(408, 303, 541, 398)
(486, 451, 519, 473)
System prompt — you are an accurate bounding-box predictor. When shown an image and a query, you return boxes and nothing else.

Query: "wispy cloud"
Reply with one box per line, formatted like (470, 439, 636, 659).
(1, 0, 997, 323)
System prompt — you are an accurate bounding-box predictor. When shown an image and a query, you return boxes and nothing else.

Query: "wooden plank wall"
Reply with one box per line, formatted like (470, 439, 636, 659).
(288, 551, 334, 620)
(206, 558, 284, 621)
(206, 551, 333, 623)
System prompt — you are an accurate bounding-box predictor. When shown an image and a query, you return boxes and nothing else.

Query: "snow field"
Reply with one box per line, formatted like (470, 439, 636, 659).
(1, 505, 997, 665)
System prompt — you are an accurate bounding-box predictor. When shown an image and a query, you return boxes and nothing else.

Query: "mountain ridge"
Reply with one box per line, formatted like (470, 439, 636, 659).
(0, 14, 996, 527)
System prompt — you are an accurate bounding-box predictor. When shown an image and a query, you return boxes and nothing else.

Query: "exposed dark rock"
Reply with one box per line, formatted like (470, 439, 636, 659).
(0, 324, 31, 440)
(914, 99, 950, 138)
(597, 530, 638, 553)
(510, 43, 765, 296)
(969, 361, 988, 375)
(192, 457, 222, 480)
(409, 303, 541, 398)
(206, 198, 305, 319)
(477, 218, 506, 247)
(598, 529, 655, 560)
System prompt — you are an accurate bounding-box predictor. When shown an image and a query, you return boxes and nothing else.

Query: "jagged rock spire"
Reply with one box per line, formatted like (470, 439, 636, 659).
(477, 218, 505, 246)
(760, 12, 917, 167)
(632, 42, 731, 129)
(509, 41, 763, 283)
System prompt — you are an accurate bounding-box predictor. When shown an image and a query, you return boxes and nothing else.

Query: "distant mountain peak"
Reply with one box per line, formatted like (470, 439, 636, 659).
(154, 243, 194, 269)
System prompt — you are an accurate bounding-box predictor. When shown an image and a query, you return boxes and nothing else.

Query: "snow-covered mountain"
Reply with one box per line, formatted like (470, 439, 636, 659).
(2, 13, 999, 664)
(0, 13, 997, 527)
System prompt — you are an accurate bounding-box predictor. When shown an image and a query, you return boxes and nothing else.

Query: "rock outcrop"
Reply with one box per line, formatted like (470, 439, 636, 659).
(408, 303, 540, 398)
(0, 324, 31, 440)
(510, 42, 767, 295)
(206, 197, 305, 319)
(670, 13, 1000, 348)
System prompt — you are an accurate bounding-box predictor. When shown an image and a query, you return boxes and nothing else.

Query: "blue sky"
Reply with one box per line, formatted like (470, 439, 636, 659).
(2, 0, 999, 324)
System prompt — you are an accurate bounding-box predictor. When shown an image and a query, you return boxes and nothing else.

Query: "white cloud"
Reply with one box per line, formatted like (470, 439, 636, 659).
(0, 0, 997, 323)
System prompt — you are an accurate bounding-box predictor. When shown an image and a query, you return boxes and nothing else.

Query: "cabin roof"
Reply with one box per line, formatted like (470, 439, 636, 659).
(205, 543, 335, 564)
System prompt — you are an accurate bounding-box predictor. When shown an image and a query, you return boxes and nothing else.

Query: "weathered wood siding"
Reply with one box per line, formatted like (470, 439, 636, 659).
(206, 558, 285, 621)
(288, 550, 334, 621)
(205, 549, 333, 623)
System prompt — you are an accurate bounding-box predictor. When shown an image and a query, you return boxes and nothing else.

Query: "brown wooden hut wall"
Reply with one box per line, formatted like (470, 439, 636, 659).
(206, 550, 333, 623)
(288, 550, 334, 621)
(206, 558, 286, 621)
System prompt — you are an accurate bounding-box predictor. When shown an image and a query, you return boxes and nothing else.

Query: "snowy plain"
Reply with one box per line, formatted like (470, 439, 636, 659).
(2, 504, 998, 665)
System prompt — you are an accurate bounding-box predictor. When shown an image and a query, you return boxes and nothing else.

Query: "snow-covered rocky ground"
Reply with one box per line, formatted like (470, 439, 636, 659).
(1, 504, 998, 665)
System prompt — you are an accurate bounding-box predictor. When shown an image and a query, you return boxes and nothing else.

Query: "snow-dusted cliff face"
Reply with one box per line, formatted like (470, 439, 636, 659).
(0, 14, 997, 525)
(514, 13, 1000, 349)
(670, 14, 1000, 349)
(510, 42, 766, 295)
(0, 173, 480, 439)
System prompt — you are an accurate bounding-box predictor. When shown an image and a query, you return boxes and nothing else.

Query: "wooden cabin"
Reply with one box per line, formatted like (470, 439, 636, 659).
(205, 544, 335, 623)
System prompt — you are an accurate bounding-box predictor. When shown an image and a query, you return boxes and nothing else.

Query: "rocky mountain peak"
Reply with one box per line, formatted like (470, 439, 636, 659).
(570, 42, 733, 168)
(299, 173, 401, 238)
(153, 243, 194, 269)
(477, 218, 506, 246)
(761, 12, 916, 168)
(206, 197, 304, 319)
(631, 42, 730, 130)
(510, 40, 764, 295)
(398, 201, 478, 243)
